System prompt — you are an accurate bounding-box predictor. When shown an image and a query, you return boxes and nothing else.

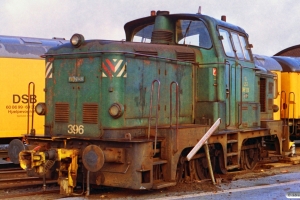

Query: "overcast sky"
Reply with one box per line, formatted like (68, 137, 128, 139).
(0, 0, 298, 56)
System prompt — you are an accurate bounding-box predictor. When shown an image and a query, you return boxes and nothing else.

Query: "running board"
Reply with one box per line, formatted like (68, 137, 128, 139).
(153, 159, 168, 165)
(226, 164, 239, 170)
(152, 181, 176, 189)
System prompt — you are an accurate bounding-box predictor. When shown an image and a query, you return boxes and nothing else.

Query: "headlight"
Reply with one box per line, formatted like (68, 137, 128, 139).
(70, 33, 84, 47)
(35, 103, 46, 115)
(108, 103, 124, 118)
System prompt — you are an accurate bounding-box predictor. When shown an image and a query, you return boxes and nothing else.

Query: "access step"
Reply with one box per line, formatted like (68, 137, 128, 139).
(152, 181, 176, 189)
(226, 164, 239, 170)
(227, 152, 238, 157)
(227, 139, 238, 144)
(153, 158, 168, 165)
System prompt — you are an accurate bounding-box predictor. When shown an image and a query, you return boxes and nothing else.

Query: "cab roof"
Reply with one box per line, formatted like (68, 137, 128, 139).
(124, 12, 247, 42)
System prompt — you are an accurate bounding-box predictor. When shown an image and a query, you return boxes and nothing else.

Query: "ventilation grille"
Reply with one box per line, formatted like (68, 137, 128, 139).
(176, 52, 195, 62)
(135, 50, 158, 57)
(260, 78, 266, 112)
(83, 103, 98, 124)
(151, 30, 173, 44)
(55, 103, 69, 123)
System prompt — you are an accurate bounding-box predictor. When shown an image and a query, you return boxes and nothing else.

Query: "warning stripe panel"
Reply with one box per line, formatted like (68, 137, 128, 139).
(102, 59, 126, 78)
(45, 62, 53, 78)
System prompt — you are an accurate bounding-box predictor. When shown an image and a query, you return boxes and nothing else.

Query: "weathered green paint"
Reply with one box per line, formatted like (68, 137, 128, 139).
(21, 11, 283, 193)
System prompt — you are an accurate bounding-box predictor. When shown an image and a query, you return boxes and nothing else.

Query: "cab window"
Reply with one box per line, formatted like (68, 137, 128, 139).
(132, 24, 154, 43)
(232, 33, 244, 59)
(176, 20, 212, 48)
(239, 35, 250, 60)
(219, 29, 235, 57)
(219, 28, 251, 60)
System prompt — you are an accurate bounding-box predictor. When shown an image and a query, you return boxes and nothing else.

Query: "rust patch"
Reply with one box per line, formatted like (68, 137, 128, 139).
(48, 57, 54, 62)
(76, 58, 83, 67)
(89, 57, 94, 62)
(143, 60, 151, 65)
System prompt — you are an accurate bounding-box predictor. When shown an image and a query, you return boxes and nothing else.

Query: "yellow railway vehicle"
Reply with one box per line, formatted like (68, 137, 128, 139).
(255, 55, 300, 150)
(0, 35, 67, 163)
(272, 56, 300, 141)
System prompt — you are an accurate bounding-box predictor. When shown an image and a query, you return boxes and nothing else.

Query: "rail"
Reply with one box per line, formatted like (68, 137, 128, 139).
(237, 63, 243, 127)
(225, 60, 231, 127)
(281, 91, 287, 125)
(147, 80, 160, 156)
(42, 50, 226, 67)
(27, 82, 36, 136)
(170, 81, 179, 154)
(0, 169, 57, 189)
(288, 92, 295, 134)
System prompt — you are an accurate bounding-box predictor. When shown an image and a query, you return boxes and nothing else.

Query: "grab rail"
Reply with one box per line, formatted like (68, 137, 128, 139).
(170, 81, 179, 154)
(237, 63, 243, 127)
(27, 82, 36, 136)
(280, 91, 287, 125)
(288, 92, 295, 134)
(147, 80, 160, 156)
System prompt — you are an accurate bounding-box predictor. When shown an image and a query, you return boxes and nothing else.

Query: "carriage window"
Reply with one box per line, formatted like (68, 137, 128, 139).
(219, 29, 235, 57)
(177, 20, 212, 48)
(132, 24, 154, 43)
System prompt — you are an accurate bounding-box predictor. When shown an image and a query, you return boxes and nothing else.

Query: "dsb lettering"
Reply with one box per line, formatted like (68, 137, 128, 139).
(13, 94, 37, 104)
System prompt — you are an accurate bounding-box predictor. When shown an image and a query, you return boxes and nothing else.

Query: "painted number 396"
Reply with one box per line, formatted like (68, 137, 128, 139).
(68, 125, 84, 134)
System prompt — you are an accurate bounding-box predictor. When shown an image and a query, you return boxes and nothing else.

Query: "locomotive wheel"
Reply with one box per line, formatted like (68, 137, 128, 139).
(195, 157, 209, 179)
(241, 139, 260, 170)
(215, 149, 227, 174)
(176, 147, 221, 182)
(189, 160, 199, 181)
(176, 156, 185, 183)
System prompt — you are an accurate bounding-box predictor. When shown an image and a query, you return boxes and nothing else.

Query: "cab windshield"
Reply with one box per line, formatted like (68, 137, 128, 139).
(176, 20, 212, 48)
(132, 19, 212, 49)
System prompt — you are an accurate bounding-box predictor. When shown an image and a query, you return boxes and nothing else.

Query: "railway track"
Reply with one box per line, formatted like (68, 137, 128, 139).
(0, 168, 57, 189)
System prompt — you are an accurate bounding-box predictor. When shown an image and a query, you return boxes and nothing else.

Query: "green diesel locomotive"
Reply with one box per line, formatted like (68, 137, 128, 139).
(15, 10, 283, 195)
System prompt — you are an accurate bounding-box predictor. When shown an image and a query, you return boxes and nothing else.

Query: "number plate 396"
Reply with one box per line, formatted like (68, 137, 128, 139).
(68, 125, 84, 134)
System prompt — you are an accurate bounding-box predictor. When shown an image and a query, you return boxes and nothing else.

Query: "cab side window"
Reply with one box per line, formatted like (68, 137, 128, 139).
(132, 24, 154, 43)
(219, 28, 251, 60)
(219, 29, 235, 57)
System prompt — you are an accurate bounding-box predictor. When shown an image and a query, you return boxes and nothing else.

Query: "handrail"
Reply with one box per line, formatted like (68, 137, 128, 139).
(288, 92, 295, 134)
(170, 81, 179, 154)
(147, 80, 160, 156)
(27, 82, 36, 136)
(42, 50, 225, 67)
(225, 60, 231, 127)
(280, 91, 287, 125)
(237, 63, 243, 127)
